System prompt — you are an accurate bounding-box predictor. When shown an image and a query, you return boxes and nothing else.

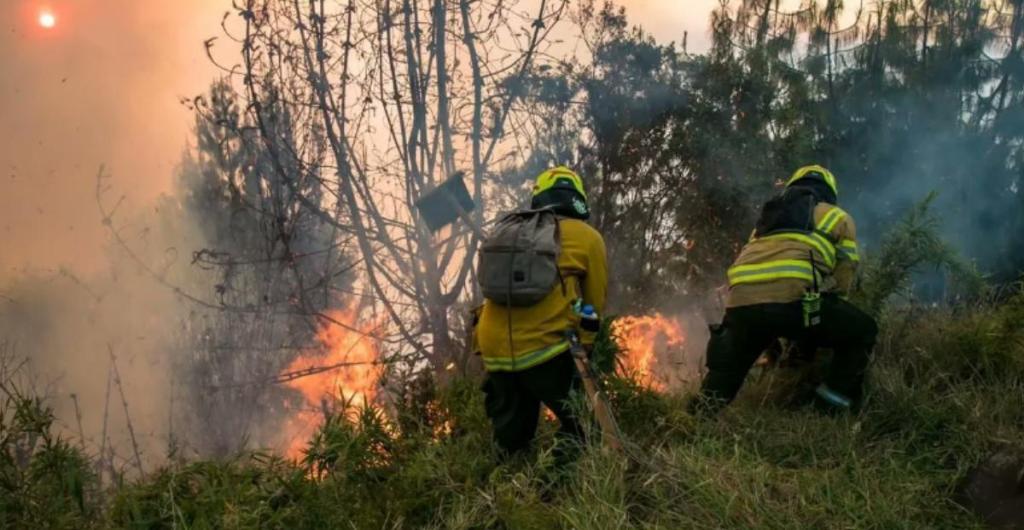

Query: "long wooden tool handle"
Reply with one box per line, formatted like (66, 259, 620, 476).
(447, 193, 486, 239)
(573, 355, 624, 451)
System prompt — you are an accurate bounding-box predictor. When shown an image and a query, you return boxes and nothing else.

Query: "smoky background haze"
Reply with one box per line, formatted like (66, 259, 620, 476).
(0, 0, 729, 465)
(2, 0, 1005, 467)
(1, 0, 224, 274)
(1, 0, 721, 276)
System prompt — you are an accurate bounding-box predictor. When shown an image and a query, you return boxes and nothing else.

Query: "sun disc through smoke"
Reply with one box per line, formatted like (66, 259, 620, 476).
(38, 10, 56, 29)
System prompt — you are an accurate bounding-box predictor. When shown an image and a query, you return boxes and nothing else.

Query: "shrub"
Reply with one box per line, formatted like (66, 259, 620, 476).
(0, 384, 98, 529)
(9, 292, 1024, 528)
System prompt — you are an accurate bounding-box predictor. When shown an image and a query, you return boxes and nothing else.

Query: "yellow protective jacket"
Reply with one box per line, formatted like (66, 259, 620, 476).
(726, 202, 860, 308)
(477, 218, 608, 372)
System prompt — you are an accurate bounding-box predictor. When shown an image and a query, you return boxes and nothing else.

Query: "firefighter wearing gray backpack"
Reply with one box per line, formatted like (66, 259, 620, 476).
(475, 166, 607, 466)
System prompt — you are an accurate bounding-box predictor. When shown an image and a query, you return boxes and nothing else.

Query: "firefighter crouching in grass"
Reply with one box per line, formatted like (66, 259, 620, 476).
(692, 165, 878, 415)
(475, 166, 607, 464)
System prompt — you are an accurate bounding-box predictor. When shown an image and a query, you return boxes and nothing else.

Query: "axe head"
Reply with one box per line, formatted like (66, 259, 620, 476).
(414, 172, 476, 232)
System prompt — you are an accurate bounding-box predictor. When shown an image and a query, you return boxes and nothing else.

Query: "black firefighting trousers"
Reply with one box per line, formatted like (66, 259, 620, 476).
(482, 352, 585, 460)
(696, 295, 878, 413)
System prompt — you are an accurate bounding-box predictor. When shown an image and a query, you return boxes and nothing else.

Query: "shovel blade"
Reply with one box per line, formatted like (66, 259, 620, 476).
(414, 172, 476, 232)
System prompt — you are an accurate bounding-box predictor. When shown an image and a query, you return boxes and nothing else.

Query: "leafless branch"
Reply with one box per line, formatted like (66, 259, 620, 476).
(107, 344, 144, 476)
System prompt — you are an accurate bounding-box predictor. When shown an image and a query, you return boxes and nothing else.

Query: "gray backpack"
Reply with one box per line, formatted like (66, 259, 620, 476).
(478, 208, 563, 307)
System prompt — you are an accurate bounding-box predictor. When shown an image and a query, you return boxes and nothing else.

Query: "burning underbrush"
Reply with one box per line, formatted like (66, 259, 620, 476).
(7, 295, 1024, 528)
(275, 307, 699, 462)
(6, 200, 1017, 527)
(278, 307, 385, 459)
(275, 307, 462, 465)
(610, 313, 688, 391)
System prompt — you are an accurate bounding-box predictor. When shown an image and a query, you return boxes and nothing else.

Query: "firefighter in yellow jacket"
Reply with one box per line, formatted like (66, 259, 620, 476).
(476, 166, 607, 461)
(694, 165, 878, 414)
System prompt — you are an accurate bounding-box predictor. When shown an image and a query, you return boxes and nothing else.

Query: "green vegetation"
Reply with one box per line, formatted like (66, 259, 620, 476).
(4, 0, 1023, 527)
(3, 203, 1022, 528)
(5, 288, 1024, 527)
(0, 386, 99, 528)
(852, 193, 988, 316)
(4, 192, 1021, 530)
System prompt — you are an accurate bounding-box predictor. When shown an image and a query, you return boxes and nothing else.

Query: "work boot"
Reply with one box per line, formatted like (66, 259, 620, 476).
(811, 384, 853, 415)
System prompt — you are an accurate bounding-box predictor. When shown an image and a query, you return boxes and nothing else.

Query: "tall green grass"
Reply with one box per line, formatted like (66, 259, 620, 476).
(3, 294, 1022, 528)
(3, 198, 1021, 528)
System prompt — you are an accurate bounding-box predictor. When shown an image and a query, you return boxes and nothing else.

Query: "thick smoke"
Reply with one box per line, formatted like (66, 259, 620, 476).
(842, 122, 1024, 284)
(0, 195, 206, 468)
(0, 0, 223, 274)
(0, 0, 314, 466)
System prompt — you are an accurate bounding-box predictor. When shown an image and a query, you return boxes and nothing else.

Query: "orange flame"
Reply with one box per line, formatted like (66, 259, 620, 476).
(280, 307, 382, 459)
(611, 313, 685, 391)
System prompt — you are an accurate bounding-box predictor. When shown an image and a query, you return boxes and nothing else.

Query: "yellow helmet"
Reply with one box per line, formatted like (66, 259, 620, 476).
(532, 166, 587, 200)
(786, 165, 838, 198)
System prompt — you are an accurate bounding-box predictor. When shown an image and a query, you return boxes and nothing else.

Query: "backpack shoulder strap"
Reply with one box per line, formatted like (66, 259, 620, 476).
(547, 212, 568, 297)
(805, 193, 817, 232)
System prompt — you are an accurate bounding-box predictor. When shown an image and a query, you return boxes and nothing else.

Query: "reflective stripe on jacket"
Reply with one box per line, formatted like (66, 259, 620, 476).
(726, 202, 859, 308)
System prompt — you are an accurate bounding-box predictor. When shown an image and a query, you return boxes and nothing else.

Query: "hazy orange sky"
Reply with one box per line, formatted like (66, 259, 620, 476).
(0, 1, 724, 275)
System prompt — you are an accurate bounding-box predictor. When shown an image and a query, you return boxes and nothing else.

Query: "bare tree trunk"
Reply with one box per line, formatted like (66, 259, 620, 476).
(236, 0, 568, 379)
